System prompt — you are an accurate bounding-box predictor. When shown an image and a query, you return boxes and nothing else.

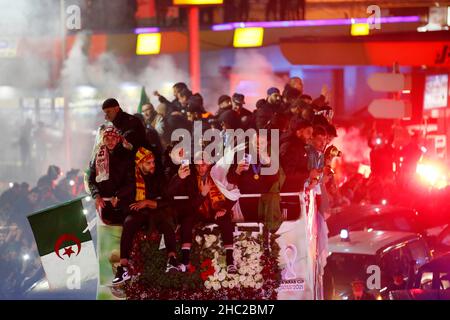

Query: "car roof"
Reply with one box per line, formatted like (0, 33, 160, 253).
(419, 252, 450, 273)
(328, 230, 421, 256)
(329, 204, 416, 222)
(327, 204, 418, 233)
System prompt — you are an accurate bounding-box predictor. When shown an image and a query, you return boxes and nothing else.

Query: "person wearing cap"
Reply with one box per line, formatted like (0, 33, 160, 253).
(216, 95, 232, 117)
(113, 147, 182, 284)
(102, 98, 149, 155)
(231, 93, 253, 119)
(88, 126, 135, 226)
(266, 87, 283, 111)
(349, 279, 375, 300)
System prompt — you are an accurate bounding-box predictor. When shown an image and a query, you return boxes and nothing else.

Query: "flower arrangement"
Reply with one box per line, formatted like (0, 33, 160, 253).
(123, 224, 281, 300)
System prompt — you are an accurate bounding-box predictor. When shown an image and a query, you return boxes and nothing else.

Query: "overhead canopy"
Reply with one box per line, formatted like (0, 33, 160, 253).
(280, 31, 450, 67)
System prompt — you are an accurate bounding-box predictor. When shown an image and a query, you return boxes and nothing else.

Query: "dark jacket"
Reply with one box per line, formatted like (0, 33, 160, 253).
(168, 166, 235, 217)
(140, 168, 170, 209)
(112, 109, 149, 153)
(235, 106, 253, 119)
(158, 95, 183, 114)
(227, 161, 278, 195)
(88, 145, 135, 204)
(280, 133, 310, 192)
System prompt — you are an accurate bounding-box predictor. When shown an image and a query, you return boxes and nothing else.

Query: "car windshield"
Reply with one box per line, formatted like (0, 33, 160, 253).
(348, 215, 415, 233)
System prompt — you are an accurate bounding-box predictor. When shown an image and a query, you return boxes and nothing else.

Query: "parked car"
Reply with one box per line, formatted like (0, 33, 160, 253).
(389, 252, 450, 300)
(325, 230, 431, 300)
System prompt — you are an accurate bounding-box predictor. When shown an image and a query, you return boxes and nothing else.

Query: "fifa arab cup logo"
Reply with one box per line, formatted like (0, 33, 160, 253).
(281, 244, 298, 280)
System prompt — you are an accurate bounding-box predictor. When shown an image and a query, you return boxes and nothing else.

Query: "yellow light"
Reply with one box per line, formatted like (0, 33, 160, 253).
(173, 0, 223, 4)
(136, 33, 161, 55)
(351, 23, 370, 36)
(233, 27, 264, 48)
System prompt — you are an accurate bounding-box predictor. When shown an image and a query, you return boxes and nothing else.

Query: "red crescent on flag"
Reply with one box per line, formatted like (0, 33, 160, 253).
(54, 233, 82, 260)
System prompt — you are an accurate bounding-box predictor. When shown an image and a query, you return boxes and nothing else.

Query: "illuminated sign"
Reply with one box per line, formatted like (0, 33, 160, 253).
(351, 23, 370, 36)
(233, 27, 264, 48)
(173, 0, 223, 5)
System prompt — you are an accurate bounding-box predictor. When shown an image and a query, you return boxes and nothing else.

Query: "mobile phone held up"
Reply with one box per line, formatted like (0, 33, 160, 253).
(243, 153, 252, 164)
(181, 159, 190, 167)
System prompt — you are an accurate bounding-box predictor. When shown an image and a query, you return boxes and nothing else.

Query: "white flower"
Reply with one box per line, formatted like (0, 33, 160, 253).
(205, 281, 212, 289)
(222, 280, 229, 288)
(239, 275, 246, 282)
(228, 281, 235, 289)
(209, 274, 217, 282)
(212, 282, 221, 291)
(255, 282, 263, 289)
(254, 274, 263, 281)
(195, 235, 202, 244)
(218, 272, 226, 282)
(229, 274, 238, 281)
(233, 251, 241, 260)
(241, 240, 248, 247)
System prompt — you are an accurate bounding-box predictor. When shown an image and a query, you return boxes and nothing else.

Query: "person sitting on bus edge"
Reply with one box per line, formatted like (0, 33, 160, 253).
(168, 151, 238, 274)
(88, 126, 135, 225)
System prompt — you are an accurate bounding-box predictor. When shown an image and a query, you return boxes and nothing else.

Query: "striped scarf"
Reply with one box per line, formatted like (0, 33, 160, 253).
(135, 148, 155, 201)
(197, 174, 226, 219)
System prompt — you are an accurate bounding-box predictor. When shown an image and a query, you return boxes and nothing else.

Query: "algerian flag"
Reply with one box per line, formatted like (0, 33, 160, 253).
(137, 86, 150, 113)
(27, 198, 98, 290)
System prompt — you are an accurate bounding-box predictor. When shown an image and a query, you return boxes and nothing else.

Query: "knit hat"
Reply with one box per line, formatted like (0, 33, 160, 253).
(135, 147, 155, 165)
(102, 126, 121, 139)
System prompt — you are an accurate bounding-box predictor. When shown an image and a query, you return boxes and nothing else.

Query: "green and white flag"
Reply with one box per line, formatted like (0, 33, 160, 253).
(28, 198, 98, 290)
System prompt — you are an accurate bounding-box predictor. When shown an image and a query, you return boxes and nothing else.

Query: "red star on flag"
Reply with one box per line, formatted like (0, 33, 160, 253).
(63, 246, 75, 258)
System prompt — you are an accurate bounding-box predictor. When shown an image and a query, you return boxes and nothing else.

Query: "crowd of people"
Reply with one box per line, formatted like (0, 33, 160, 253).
(0, 165, 86, 297)
(86, 77, 340, 285)
(2, 75, 446, 298)
(83, 0, 307, 31)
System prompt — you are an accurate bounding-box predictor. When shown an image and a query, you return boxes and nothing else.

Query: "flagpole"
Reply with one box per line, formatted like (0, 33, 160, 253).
(60, 0, 72, 170)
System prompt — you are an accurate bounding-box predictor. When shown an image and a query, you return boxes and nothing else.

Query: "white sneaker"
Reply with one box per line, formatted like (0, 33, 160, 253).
(112, 266, 131, 285)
